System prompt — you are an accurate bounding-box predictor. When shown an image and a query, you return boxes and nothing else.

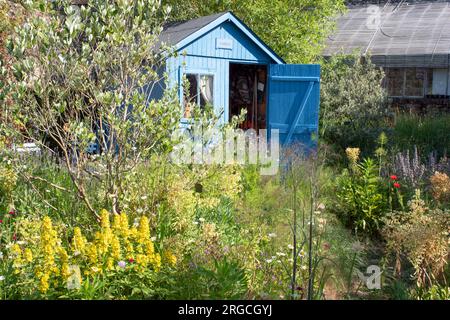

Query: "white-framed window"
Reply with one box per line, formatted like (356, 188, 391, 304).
(183, 73, 214, 118)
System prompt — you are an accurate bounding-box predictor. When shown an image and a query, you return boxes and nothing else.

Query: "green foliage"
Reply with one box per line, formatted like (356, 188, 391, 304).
(320, 54, 391, 157)
(164, 0, 346, 63)
(4, 0, 180, 216)
(335, 158, 386, 235)
(170, 258, 247, 300)
(414, 285, 450, 300)
(392, 113, 450, 159)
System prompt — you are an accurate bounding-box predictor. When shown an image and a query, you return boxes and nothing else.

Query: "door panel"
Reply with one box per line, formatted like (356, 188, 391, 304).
(267, 64, 320, 148)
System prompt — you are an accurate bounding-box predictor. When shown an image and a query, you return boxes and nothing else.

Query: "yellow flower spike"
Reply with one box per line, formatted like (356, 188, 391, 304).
(106, 257, 114, 271)
(86, 243, 98, 265)
(112, 214, 121, 233)
(144, 240, 155, 257)
(40, 216, 58, 271)
(111, 235, 121, 260)
(39, 273, 50, 293)
(136, 254, 148, 271)
(164, 250, 177, 267)
(61, 263, 71, 279)
(125, 240, 134, 258)
(154, 253, 161, 272)
(11, 243, 22, 255)
(72, 227, 86, 255)
(100, 209, 111, 230)
(114, 213, 130, 238)
(10, 244, 25, 271)
(137, 216, 150, 244)
(24, 248, 33, 263)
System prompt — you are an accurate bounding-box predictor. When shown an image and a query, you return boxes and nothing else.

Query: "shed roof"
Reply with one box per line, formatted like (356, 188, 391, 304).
(158, 11, 285, 64)
(324, 1, 450, 59)
(159, 12, 229, 48)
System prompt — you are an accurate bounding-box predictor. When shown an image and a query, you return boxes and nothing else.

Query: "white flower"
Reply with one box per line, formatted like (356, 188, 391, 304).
(317, 203, 326, 211)
(265, 259, 273, 263)
(17, 241, 26, 245)
(198, 218, 205, 223)
(287, 244, 294, 250)
(0, 276, 5, 281)
(140, 195, 148, 200)
(0, 252, 3, 259)
(301, 265, 307, 270)
(276, 252, 286, 257)
(151, 237, 156, 242)
(268, 233, 277, 238)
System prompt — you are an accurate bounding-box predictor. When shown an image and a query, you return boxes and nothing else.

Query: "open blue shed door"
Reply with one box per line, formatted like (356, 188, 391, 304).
(267, 64, 320, 148)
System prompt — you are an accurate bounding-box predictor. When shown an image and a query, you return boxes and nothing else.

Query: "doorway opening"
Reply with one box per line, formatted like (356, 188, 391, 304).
(229, 63, 267, 131)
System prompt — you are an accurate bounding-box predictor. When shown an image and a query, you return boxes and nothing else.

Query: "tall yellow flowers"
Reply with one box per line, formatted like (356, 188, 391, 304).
(12, 211, 175, 294)
(72, 227, 86, 255)
(37, 216, 59, 293)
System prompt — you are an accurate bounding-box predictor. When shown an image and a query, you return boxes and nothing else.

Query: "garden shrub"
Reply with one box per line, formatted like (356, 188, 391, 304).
(382, 190, 449, 288)
(430, 171, 450, 204)
(334, 148, 387, 235)
(320, 54, 391, 158)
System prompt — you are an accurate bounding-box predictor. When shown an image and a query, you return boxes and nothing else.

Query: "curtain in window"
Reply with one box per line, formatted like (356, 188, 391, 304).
(200, 75, 214, 105)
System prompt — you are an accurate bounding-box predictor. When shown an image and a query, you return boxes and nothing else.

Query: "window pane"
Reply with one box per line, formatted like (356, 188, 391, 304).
(184, 74, 198, 118)
(186, 74, 198, 104)
(199, 75, 214, 107)
(404, 68, 424, 97)
(386, 68, 404, 96)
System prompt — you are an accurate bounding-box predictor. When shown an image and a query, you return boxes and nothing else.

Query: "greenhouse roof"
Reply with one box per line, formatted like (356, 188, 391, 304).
(324, 1, 450, 61)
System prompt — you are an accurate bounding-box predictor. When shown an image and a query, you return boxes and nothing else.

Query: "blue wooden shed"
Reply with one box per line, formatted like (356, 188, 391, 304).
(158, 11, 321, 146)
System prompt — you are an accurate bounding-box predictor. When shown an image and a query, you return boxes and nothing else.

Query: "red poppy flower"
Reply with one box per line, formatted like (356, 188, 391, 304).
(0, 220, 3, 223)
(128, 258, 135, 263)
(393, 182, 401, 188)
(390, 175, 398, 181)
(12, 234, 17, 240)
(8, 210, 15, 216)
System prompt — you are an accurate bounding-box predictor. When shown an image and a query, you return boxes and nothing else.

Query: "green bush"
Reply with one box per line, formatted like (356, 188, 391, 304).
(320, 54, 391, 158)
(392, 113, 450, 158)
(334, 155, 387, 235)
